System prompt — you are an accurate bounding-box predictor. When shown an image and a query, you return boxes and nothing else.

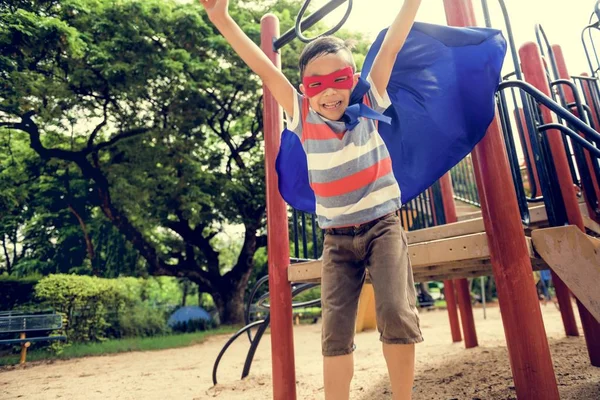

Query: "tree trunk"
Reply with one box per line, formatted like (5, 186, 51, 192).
(212, 284, 246, 325)
(209, 223, 261, 324)
(68, 204, 98, 276)
(181, 279, 189, 307)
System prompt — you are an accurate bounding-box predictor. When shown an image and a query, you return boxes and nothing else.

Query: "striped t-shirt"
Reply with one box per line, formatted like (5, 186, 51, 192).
(285, 75, 402, 229)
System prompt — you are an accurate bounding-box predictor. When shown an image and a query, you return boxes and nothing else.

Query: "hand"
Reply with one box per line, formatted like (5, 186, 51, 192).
(199, 0, 229, 22)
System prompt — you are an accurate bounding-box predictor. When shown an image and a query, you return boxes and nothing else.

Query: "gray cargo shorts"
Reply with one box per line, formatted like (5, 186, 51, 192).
(320, 211, 423, 357)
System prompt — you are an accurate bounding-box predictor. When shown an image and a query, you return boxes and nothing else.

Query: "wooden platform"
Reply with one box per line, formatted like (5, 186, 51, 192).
(288, 234, 547, 283)
(287, 202, 597, 285)
(532, 226, 600, 322)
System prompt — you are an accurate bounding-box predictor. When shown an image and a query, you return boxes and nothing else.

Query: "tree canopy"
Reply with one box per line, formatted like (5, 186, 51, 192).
(0, 0, 369, 323)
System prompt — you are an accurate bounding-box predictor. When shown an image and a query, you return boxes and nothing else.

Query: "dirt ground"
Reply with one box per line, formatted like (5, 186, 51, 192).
(1, 302, 599, 400)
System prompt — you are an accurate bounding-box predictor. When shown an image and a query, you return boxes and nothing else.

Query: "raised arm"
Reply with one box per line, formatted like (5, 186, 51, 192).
(369, 0, 421, 96)
(200, 0, 296, 117)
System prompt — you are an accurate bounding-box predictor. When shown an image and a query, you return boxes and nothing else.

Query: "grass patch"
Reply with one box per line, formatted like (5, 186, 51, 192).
(0, 326, 237, 367)
(434, 300, 447, 308)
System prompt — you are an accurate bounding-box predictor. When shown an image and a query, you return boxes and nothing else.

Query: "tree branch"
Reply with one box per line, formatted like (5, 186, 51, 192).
(15, 113, 183, 281)
(89, 127, 150, 154)
(86, 99, 109, 149)
(238, 96, 263, 153)
(167, 212, 220, 276)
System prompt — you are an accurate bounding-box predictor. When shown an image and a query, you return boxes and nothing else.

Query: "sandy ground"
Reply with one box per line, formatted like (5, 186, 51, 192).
(1, 302, 599, 400)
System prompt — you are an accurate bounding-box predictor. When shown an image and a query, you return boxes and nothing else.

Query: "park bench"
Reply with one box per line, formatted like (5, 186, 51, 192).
(0, 311, 67, 364)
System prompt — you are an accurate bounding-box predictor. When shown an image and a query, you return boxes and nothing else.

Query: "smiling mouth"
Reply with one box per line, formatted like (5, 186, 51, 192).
(322, 101, 342, 110)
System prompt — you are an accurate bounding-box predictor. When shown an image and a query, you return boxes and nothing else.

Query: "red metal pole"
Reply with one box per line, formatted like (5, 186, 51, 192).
(553, 46, 600, 224)
(443, 279, 462, 343)
(439, 174, 470, 344)
(260, 15, 297, 400)
(429, 183, 461, 342)
(511, 109, 578, 339)
(443, 2, 560, 399)
(520, 42, 600, 367)
(517, 108, 579, 338)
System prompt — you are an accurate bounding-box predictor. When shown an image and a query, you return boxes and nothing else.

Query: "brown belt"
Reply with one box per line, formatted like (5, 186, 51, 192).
(324, 210, 400, 236)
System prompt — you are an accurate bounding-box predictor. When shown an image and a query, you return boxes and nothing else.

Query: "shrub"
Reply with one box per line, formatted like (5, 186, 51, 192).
(34, 275, 170, 343)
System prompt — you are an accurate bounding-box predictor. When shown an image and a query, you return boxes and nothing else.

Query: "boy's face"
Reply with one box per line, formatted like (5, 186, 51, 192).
(300, 52, 359, 121)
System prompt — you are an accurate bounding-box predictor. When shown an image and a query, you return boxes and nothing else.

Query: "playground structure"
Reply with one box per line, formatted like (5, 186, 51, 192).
(213, 0, 600, 399)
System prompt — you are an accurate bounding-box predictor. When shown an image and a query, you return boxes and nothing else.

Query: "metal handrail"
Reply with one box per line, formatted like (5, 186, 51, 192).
(295, 0, 353, 44)
(499, 79, 600, 219)
(481, 0, 565, 225)
(273, 0, 351, 50)
(498, 81, 600, 152)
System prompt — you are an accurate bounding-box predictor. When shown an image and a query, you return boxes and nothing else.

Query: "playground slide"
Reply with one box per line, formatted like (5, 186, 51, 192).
(531, 226, 600, 323)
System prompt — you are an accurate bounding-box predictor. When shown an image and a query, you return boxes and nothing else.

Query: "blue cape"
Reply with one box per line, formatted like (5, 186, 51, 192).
(276, 22, 507, 214)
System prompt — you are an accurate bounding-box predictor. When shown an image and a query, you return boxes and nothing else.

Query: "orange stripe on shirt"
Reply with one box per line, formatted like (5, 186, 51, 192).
(311, 157, 393, 197)
(301, 97, 345, 142)
(302, 122, 345, 142)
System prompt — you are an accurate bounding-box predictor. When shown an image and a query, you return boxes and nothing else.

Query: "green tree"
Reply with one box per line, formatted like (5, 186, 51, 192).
(0, 0, 369, 323)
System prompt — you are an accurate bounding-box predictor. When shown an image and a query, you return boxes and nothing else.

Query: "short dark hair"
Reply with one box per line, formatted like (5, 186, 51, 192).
(298, 36, 356, 78)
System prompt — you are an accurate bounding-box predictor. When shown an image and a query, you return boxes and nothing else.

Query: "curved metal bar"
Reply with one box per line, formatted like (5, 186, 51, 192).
(245, 275, 270, 342)
(256, 283, 321, 310)
(214, 280, 322, 385)
(497, 88, 531, 224)
(590, 5, 600, 74)
(241, 314, 271, 380)
(483, 0, 565, 225)
(582, 23, 600, 76)
(294, 0, 353, 44)
(550, 80, 593, 134)
(481, 1, 521, 79)
(549, 79, 600, 209)
(537, 122, 600, 214)
(499, 81, 600, 144)
(510, 86, 539, 200)
(549, 79, 592, 187)
(274, 0, 349, 50)
(538, 124, 600, 158)
(535, 24, 549, 59)
(212, 320, 266, 385)
(535, 25, 563, 87)
(245, 276, 321, 342)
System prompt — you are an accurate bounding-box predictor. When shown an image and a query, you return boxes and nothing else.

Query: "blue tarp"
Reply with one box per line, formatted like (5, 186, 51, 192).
(167, 306, 211, 327)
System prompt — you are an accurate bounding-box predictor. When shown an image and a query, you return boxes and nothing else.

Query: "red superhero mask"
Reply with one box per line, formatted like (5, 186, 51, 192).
(302, 67, 354, 98)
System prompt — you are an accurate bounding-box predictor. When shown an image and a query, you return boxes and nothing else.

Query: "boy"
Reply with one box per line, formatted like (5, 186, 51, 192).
(201, 0, 423, 399)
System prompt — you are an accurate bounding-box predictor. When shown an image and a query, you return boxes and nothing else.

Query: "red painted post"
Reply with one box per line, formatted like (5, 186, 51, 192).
(553, 46, 600, 223)
(520, 42, 600, 367)
(440, 173, 472, 345)
(443, 279, 462, 343)
(260, 15, 297, 400)
(514, 100, 579, 338)
(443, 2, 560, 399)
(516, 106, 579, 338)
(429, 183, 461, 342)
